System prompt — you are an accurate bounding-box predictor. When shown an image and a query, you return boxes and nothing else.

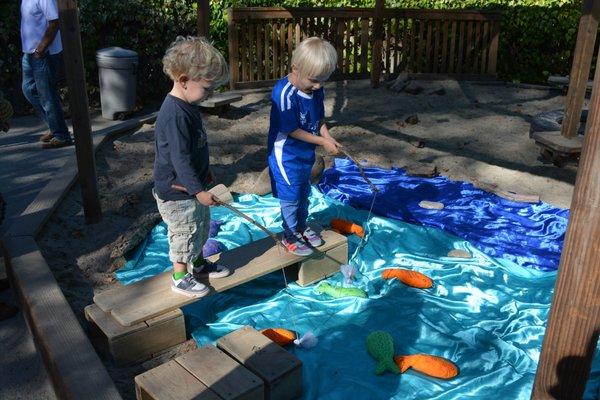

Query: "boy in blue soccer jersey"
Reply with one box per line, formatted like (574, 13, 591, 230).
(268, 37, 341, 256)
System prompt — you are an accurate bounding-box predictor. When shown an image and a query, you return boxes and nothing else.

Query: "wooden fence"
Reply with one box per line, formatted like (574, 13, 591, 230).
(227, 7, 502, 89)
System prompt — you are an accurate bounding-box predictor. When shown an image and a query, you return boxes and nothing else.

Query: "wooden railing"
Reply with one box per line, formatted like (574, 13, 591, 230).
(227, 7, 502, 89)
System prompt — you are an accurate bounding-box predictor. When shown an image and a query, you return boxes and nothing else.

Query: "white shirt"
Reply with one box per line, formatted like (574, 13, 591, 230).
(20, 0, 62, 55)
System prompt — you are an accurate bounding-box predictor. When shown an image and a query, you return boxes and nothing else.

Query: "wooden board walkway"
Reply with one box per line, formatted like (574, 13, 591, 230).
(94, 229, 346, 326)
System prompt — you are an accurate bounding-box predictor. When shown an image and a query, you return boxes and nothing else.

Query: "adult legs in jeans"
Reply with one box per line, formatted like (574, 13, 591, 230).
(21, 53, 71, 143)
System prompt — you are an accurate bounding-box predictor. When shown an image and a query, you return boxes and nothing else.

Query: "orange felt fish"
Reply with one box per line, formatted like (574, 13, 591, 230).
(260, 328, 297, 346)
(331, 218, 365, 238)
(394, 354, 459, 379)
(381, 268, 433, 289)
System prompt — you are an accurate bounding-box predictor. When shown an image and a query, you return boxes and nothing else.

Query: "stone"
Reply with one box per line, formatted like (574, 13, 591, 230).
(418, 200, 444, 210)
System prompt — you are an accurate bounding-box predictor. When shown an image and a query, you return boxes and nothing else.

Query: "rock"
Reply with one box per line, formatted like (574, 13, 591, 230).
(448, 249, 471, 258)
(418, 200, 444, 210)
(404, 82, 424, 95)
(405, 114, 419, 125)
(113, 140, 126, 151)
(405, 163, 437, 177)
(409, 140, 425, 148)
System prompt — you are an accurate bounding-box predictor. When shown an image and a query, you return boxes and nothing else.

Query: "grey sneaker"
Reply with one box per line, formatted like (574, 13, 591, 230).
(282, 233, 314, 256)
(192, 260, 230, 279)
(171, 273, 210, 297)
(301, 227, 323, 247)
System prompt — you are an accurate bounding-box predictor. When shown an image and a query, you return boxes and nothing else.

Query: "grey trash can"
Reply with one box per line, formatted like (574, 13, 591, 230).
(96, 47, 138, 120)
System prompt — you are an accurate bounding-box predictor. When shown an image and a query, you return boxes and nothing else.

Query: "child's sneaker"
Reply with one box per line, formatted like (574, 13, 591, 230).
(301, 227, 324, 247)
(192, 260, 230, 279)
(282, 233, 314, 256)
(171, 273, 210, 297)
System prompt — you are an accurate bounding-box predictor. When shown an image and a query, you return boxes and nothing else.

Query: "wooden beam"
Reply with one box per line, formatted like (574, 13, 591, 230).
(561, 0, 600, 139)
(532, 34, 600, 399)
(197, 0, 210, 37)
(57, 0, 102, 224)
(371, 0, 385, 87)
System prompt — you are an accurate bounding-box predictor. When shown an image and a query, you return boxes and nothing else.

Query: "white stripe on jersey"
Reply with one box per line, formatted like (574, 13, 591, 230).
(286, 87, 295, 110)
(280, 82, 292, 112)
(274, 132, 291, 185)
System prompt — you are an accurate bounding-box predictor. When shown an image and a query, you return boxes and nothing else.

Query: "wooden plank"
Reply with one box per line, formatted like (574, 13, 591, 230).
(197, 0, 210, 37)
(440, 20, 449, 73)
(176, 345, 264, 400)
(361, 18, 369, 73)
(409, 18, 417, 72)
(272, 22, 279, 79)
(264, 23, 270, 80)
(57, 0, 101, 223)
(4, 236, 121, 399)
(280, 20, 286, 76)
(96, 230, 347, 326)
(531, 35, 600, 397)
(465, 21, 473, 73)
(561, 0, 600, 139)
(415, 19, 425, 72)
(480, 21, 489, 74)
(353, 19, 359, 73)
(456, 21, 465, 74)
(487, 20, 499, 75)
(248, 21, 255, 82)
(256, 24, 263, 81)
(240, 21, 248, 83)
(287, 22, 293, 73)
(472, 21, 481, 73)
(533, 131, 584, 154)
(217, 326, 302, 400)
(295, 20, 301, 46)
(297, 241, 348, 287)
(384, 17, 392, 73)
(448, 20, 457, 73)
(86, 304, 186, 366)
(200, 93, 243, 108)
(135, 360, 220, 400)
(371, 0, 384, 86)
(228, 9, 239, 90)
(432, 20, 440, 73)
(401, 18, 410, 70)
(425, 20, 433, 72)
(336, 19, 345, 71)
(345, 19, 352, 74)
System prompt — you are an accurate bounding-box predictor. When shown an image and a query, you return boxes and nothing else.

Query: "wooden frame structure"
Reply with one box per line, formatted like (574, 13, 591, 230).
(226, 7, 502, 90)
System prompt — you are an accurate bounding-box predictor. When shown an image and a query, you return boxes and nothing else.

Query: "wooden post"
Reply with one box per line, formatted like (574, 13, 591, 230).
(197, 0, 210, 38)
(370, 0, 384, 87)
(228, 8, 238, 90)
(57, 0, 102, 224)
(561, 0, 600, 139)
(531, 41, 600, 400)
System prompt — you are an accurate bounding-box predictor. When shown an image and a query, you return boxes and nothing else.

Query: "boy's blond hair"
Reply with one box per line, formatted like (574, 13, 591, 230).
(162, 36, 229, 87)
(291, 37, 337, 80)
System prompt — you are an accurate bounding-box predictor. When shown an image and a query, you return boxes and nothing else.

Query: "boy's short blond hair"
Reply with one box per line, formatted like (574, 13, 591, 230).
(162, 36, 229, 87)
(291, 37, 337, 80)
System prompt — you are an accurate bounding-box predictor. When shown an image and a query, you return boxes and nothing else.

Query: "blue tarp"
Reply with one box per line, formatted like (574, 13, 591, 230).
(117, 179, 598, 399)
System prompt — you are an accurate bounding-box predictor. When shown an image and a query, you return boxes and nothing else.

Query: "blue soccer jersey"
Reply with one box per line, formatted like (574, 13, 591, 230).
(267, 76, 325, 200)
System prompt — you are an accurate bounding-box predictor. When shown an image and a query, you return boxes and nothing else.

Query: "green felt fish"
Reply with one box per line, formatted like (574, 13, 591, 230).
(314, 282, 367, 299)
(366, 331, 401, 375)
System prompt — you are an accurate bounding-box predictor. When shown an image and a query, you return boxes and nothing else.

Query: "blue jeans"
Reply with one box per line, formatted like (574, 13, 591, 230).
(22, 52, 71, 142)
(280, 196, 310, 240)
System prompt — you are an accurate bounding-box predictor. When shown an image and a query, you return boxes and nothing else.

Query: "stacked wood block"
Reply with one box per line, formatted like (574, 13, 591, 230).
(135, 327, 302, 400)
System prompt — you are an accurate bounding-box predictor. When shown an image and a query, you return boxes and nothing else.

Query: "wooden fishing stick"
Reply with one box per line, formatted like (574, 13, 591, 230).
(216, 200, 287, 250)
(338, 147, 380, 193)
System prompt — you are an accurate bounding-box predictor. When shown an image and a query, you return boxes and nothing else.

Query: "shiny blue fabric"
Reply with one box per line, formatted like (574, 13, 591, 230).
(318, 158, 569, 272)
(117, 188, 599, 399)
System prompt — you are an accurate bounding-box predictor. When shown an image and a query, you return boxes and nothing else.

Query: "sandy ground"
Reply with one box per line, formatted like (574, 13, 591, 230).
(37, 79, 578, 399)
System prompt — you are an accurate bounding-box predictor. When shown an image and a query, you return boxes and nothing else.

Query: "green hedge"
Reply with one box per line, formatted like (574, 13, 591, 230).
(0, 0, 583, 113)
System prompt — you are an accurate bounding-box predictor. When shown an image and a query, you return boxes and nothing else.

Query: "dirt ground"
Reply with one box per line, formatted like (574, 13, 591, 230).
(37, 79, 579, 399)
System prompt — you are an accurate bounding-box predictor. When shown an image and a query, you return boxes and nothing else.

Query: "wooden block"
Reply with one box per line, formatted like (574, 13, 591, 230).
(418, 200, 445, 210)
(447, 249, 471, 258)
(176, 345, 264, 400)
(297, 241, 348, 287)
(85, 304, 186, 366)
(217, 326, 302, 400)
(94, 229, 346, 326)
(532, 131, 583, 154)
(199, 93, 243, 108)
(209, 184, 234, 204)
(135, 360, 220, 400)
